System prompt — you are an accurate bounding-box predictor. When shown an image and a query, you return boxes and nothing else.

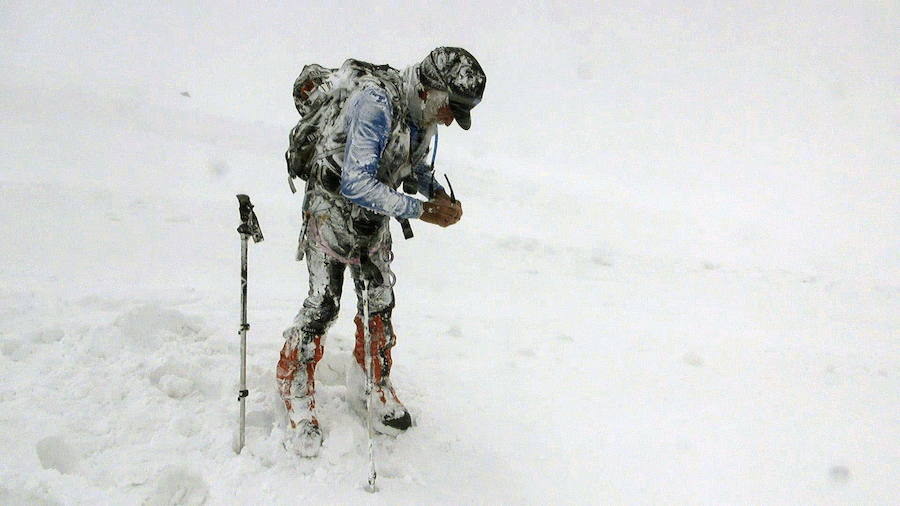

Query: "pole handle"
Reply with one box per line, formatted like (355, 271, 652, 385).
(236, 194, 264, 242)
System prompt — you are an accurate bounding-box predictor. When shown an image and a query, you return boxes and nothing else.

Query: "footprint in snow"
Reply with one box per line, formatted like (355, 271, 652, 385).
(829, 465, 850, 483)
(682, 352, 705, 367)
(591, 251, 613, 267)
(170, 415, 198, 437)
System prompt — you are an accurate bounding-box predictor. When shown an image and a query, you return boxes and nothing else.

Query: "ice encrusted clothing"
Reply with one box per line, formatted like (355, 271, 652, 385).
(340, 85, 444, 219)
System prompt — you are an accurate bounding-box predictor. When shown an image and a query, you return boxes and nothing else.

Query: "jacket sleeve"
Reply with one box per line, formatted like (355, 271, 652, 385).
(340, 86, 424, 219)
(412, 160, 445, 198)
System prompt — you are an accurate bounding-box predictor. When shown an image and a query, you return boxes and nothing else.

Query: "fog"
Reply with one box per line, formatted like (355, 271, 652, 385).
(3, 1, 897, 280)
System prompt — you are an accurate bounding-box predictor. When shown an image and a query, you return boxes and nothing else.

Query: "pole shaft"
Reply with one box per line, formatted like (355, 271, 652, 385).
(241, 238, 248, 326)
(363, 280, 377, 491)
(238, 236, 249, 453)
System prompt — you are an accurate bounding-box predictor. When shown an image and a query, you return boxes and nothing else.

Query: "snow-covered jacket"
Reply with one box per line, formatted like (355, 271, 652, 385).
(340, 86, 441, 219)
(309, 62, 444, 220)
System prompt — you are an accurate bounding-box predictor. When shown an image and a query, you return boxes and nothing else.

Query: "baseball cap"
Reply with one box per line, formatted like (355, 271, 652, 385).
(418, 47, 486, 130)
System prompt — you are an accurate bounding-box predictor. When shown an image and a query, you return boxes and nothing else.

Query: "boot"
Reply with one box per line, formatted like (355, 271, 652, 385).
(276, 329, 324, 456)
(347, 314, 412, 435)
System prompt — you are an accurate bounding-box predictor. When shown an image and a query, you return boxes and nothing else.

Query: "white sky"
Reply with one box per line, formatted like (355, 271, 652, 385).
(2, 0, 897, 276)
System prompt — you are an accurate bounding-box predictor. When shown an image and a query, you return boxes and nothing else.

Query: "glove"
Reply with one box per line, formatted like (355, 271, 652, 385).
(420, 194, 462, 227)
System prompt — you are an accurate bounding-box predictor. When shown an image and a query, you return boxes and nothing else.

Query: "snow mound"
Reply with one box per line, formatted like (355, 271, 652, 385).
(35, 436, 80, 475)
(148, 358, 219, 401)
(26, 328, 65, 344)
(157, 374, 195, 399)
(315, 347, 352, 386)
(0, 338, 29, 361)
(321, 423, 355, 458)
(112, 304, 204, 347)
(145, 466, 209, 506)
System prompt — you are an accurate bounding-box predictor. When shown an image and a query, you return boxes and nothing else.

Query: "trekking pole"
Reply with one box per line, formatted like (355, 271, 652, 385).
(236, 194, 264, 454)
(361, 278, 378, 492)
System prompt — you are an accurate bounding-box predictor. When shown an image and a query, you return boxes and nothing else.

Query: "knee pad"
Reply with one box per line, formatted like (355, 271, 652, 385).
(300, 295, 340, 335)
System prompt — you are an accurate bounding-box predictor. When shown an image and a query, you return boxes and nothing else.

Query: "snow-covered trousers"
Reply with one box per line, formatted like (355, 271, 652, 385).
(278, 190, 397, 410)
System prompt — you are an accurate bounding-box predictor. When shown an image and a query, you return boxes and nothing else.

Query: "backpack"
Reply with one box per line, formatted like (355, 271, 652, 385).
(285, 59, 402, 193)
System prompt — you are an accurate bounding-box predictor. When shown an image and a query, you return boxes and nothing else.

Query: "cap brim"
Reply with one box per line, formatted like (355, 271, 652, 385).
(450, 103, 472, 130)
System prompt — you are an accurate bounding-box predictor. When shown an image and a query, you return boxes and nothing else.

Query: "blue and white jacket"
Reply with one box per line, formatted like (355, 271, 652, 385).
(338, 85, 444, 220)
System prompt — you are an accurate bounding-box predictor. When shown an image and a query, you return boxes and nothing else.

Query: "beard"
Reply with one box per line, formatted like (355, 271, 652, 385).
(421, 90, 450, 127)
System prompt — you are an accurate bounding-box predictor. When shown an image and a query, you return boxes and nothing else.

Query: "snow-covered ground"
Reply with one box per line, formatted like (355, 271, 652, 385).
(1, 2, 898, 504)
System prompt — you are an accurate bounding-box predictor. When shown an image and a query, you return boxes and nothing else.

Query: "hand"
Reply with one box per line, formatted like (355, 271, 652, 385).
(421, 197, 463, 227)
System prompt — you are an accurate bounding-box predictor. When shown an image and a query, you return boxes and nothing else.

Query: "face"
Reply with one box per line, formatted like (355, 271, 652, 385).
(421, 89, 454, 126)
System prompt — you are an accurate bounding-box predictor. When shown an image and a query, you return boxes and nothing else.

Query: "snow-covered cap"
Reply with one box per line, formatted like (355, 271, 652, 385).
(418, 47, 486, 130)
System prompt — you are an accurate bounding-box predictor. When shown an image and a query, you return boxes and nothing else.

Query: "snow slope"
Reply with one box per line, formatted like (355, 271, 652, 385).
(1, 2, 898, 504)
